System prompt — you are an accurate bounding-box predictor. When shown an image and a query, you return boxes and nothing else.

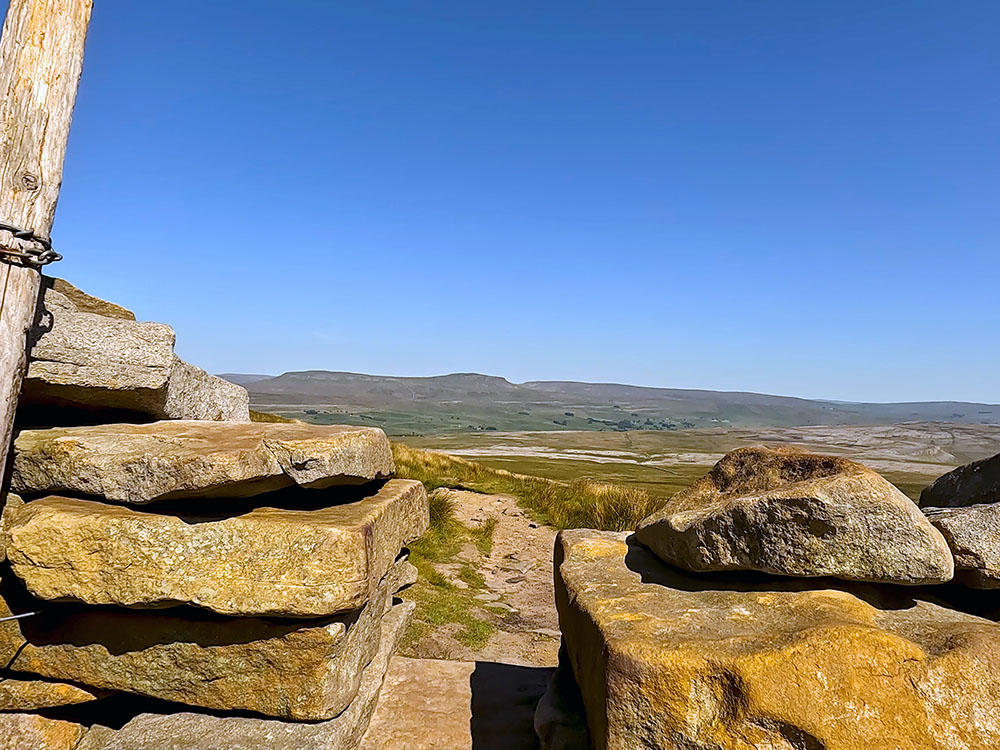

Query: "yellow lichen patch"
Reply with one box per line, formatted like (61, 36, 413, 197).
(556, 528, 1000, 750)
(577, 538, 629, 560)
(5, 480, 428, 617)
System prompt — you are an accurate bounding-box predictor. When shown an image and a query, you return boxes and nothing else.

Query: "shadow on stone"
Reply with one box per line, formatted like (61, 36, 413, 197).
(14, 401, 158, 430)
(623, 530, 1000, 622)
(534, 644, 593, 750)
(2, 573, 358, 653)
(130, 478, 390, 522)
(470, 661, 551, 750)
(12, 478, 391, 522)
(624, 533, 929, 612)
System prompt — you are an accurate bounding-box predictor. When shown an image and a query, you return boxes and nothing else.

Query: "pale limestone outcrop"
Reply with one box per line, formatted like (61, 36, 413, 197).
(11, 421, 395, 504)
(636, 445, 954, 584)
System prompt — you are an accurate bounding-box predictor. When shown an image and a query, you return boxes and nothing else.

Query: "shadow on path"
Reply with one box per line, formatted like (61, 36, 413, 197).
(470, 661, 552, 750)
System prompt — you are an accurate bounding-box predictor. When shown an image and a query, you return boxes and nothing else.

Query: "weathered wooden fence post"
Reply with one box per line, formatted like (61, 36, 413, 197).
(0, 0, 91, 480)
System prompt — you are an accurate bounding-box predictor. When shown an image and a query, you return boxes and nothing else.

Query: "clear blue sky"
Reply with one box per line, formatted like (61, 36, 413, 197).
(27, 1, 1000, 402)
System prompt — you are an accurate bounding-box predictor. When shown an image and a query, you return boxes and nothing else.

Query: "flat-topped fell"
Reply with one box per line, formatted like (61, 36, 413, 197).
(11, 421, 395, 504)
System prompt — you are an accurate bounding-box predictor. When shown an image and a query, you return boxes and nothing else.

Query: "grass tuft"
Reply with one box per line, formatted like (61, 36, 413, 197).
(470, 516, 498, 555)
(428, 490, 458, 532)
(249, 410, 298, 424)
(409, 491, 464, 563)
(458, 563, 486, 589)
(402, 486, 499, 650)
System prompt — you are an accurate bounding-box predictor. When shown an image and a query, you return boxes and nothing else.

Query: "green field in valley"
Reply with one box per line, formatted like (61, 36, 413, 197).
(399, 423, 1000, 502)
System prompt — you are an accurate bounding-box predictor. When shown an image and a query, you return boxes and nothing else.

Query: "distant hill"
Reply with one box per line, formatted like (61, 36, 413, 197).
(216, 373, 275, 386)
(223, 371, 1000, 436)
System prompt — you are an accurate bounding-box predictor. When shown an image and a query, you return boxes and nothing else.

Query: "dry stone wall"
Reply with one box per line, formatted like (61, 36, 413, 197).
(19, 276, 249, 424)
(0, 280, 429, 749)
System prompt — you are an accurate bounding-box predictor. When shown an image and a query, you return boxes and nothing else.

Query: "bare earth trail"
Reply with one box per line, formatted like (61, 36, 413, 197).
(421, 489, 560, 666)
(362, 489, 560, 749)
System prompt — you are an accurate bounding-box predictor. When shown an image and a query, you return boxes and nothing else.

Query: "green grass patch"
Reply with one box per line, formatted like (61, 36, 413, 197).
(458, 563, 486, 589)
(401, 485, 501, 650)
(469, 516, 498, 555)
(409, 490, 465, 562)
(403, 582, 495, 648)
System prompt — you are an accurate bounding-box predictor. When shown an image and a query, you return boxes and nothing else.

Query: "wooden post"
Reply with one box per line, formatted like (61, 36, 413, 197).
(0, 0, 91, 480)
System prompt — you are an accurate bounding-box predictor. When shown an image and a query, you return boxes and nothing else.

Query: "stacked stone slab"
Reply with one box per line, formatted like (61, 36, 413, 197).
(0, 277, 428, 749)
(1, 420, 428, 749)
(19, 276, 250, 424)
(545, 445, 1000, 750)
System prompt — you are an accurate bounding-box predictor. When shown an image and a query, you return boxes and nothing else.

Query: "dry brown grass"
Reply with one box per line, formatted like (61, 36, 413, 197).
(248, 409, 299, 423)
(392, 443, 663, 531)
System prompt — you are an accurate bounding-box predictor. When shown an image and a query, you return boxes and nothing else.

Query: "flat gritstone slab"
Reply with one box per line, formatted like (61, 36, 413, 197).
(73, 600, 415, 750)
(11, 420, 395, 504)
(557, 528, 1000, 750)
(0, 560, 416, 721)
(5, 479, 428, 617)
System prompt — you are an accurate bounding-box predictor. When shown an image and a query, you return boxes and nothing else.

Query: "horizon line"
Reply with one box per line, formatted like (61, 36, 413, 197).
(218, 369, 1000, 408)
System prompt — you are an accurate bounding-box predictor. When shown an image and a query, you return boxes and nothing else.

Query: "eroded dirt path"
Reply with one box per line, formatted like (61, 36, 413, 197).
(364, 489, 562, 749)
(405, 488, 561, 667)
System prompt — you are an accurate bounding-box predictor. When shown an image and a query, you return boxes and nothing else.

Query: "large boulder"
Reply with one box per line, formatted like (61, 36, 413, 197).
(161, 356, 250, 422)
(75, 600, 414, 750)
(920, 453, 1000, 508)
(0, 713, 85, 750)
(0, 560, 415, 721)
(925, 503, 1000, 588)
(635, 445, 954, 584)
(557, 528, 1000, 750)
(21, 276, 249, 423)
(5, 479, 429, 616)
(11, 421, 395, 504)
